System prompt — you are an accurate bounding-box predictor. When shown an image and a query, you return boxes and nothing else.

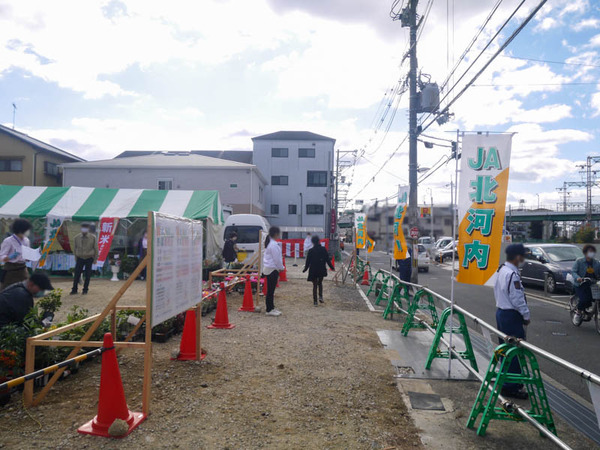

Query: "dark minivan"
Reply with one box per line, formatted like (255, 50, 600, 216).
(520, 244, 582, 293)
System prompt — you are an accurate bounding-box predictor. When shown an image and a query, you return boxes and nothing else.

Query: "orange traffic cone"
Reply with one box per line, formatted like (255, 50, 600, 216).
(78, 333, 145, 438)
(262, 277, 267, 295)
(239, 276, 256, 312)
(361, 268, 370, 285)
(280, 256, 288, 282)
(207, 283, 235, 329)
(173, 309, 206, 360)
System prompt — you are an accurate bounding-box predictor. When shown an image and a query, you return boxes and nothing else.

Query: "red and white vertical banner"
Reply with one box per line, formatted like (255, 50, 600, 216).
(97, 217, 119, 265)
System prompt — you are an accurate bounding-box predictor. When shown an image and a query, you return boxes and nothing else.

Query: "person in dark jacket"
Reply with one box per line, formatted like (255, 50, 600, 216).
(0, 272, 53, 328)
(222, 232, 239, 268)
(303, 235, 334, 306)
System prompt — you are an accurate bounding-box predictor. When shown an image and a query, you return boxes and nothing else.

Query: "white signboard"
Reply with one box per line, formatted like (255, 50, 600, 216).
(151, 212, 203, 326)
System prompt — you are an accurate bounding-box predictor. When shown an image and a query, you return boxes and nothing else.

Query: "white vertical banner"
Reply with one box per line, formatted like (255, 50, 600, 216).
(295, 243, 300, 257)
(457, 133, 513, 286)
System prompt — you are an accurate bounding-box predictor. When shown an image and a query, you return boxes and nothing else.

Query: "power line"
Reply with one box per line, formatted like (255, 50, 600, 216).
(421, 0, 549, 134)
(497, 53, 600, 69)
(472, 82, 598, 87)
(420, 0, 527, 128)
(440, 0, 504, 92)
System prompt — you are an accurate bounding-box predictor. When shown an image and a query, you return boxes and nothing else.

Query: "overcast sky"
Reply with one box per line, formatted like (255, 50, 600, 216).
(0, 0, 599, 209)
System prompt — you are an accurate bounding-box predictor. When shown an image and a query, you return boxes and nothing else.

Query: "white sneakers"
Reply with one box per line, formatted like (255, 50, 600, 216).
(266, 309, 282, 316)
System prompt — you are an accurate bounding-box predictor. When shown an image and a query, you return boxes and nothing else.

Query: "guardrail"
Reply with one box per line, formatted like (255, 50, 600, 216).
(356, 257, 600, 450)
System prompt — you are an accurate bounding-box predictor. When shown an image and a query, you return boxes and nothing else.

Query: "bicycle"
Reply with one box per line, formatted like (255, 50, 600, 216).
(569, 277, 600, 334)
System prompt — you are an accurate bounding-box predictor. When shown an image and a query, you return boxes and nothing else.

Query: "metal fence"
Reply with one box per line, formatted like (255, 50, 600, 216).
(358, 260, 600, 450)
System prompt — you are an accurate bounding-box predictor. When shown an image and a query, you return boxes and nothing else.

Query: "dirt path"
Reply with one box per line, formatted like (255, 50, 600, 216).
(0, 277, 422, 449)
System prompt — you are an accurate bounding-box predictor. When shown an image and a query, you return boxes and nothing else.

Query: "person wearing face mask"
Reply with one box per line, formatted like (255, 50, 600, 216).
(0, 219, 32, 290)
(0, 272, 53, 328)
(571, 244, 600, 325)
(70, 223, 98, 295)
(493, 243, 530, 400)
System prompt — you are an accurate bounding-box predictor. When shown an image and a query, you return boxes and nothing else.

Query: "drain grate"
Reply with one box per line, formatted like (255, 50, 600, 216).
(552, 332, 568, 336)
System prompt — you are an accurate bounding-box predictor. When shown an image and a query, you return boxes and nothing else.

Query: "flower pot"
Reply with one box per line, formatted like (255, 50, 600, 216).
(110, 265, 120, 281)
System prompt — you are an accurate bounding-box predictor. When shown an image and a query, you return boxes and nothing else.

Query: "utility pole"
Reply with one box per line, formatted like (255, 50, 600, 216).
(385, 196, 390, 253)
(556, 182, 570, 212)
(401, 0, 419, 281)
(429, 188, 434, 239)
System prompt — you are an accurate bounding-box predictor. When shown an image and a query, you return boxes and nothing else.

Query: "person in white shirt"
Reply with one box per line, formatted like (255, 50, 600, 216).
(493, 243, 530, 400)
(303, 232, 313, 256)
(0, 219, 32, 290)
(263, 226, 284, 316)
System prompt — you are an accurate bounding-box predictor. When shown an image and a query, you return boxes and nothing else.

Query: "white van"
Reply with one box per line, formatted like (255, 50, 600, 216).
(223, 214, 270, 262)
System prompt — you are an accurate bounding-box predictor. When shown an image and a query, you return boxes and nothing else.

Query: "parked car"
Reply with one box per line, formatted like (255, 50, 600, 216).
(429, 236, 453, 259)
(435, 240, 457, 263)
(520, 244, 583, 294)
(418, 236, 435, 253)
(417, 244, 430, 272)
(223, 214, 270, 262)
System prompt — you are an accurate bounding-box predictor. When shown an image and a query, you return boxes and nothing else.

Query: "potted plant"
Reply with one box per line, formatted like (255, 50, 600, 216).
(37, 288, 63, 326)
(120, 255, 139, 280)
(203, 255, 223, 281)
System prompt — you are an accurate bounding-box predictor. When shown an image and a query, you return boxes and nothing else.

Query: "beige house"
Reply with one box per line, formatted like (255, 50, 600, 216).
(0, 124, 84, 186)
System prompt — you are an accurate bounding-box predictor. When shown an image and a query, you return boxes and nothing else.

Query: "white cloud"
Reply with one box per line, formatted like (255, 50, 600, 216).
(573, 18, 600, 31)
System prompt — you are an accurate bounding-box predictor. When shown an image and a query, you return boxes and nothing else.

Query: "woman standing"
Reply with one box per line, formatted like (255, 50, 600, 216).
(0, 219, 32, 290)
(262, 226, 284, 316)
(303, 235, 334, 306)
(571, 244, 600, 325)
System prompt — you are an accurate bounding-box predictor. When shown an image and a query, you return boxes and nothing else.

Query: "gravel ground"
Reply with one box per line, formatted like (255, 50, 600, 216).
(0, 274, 422, 449)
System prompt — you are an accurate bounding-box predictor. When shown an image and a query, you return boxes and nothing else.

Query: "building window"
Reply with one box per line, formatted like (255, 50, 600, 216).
(157, 179, 173, 190)
(271, 176, 288, 186)
(259, 186, 264, 202)
(299, 148, 315, 158)
(271, 148, 289, 158)
(0, 159, 22, 172)
(306, 204, 324, 215)
(444, 218, 452, 226)
(288, 204, 297, 214)
(271, 204, 279, 214)
(230, 183, 238, 188)
(44, 161, 59, 176)
(307, 170, 327, 187)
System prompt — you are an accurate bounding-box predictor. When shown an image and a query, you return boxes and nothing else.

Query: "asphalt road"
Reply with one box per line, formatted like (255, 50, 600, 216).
(359, 249, 598, 401)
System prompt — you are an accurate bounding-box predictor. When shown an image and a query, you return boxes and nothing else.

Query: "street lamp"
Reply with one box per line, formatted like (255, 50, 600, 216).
(417, 166, 430, 174)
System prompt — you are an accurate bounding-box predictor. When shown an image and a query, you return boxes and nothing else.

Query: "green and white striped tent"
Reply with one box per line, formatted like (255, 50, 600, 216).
(0, 185, 224, 224)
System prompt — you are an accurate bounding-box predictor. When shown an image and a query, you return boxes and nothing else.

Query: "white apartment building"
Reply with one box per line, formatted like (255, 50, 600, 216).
(252, 131, 335, 237)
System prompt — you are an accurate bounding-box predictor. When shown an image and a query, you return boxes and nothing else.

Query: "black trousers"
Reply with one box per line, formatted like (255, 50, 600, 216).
(265, 270, 279, 312)
(72, 257, 93, 292)
(312, 277, 323, 301)
(496, 308, 526, 392)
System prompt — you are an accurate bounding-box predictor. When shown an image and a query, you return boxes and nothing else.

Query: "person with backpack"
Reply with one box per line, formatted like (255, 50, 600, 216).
(303, 235, 334, 306)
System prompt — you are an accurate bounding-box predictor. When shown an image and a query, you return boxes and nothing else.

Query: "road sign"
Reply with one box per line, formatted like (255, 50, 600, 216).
(409, 227, 419, 239)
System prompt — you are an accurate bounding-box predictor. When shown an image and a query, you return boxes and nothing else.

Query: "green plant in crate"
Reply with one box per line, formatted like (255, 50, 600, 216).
(37, 288, 63, 314)
(120, 255, 139, 276)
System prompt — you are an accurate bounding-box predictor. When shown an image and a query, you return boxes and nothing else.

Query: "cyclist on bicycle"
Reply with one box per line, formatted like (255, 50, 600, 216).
(571, 244, 600, 325)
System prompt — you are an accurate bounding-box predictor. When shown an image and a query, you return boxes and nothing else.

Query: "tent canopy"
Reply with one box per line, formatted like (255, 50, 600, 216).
(0, 185, 224, 224)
